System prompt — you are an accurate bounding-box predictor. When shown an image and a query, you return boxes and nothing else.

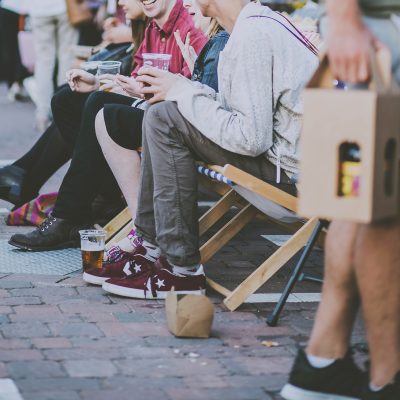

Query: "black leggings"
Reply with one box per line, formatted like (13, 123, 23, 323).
(11, 84, 97, 201)
(13, 121, 71, 200)
(52, 87, 141, 222)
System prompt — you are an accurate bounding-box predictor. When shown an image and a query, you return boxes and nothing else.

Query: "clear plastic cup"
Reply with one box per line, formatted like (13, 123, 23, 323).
(142, 53, 172, 71)
(97, 60, 122, 75)
(97, 61, 122, 91)
(79, 229, 106, 272)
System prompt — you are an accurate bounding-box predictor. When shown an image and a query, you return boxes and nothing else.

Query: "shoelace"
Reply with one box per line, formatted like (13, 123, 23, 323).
(105, 246, 126, 263)
(38, 215, 56, 232)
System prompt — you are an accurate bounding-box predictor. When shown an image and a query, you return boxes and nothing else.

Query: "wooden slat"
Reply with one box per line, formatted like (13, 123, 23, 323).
(103, 207, 132, 241)
(223, 217, 319, 311)
(105, 222, 133, 250)
(206, 278, 232, 297)
(222, 164, 298, 213)
(207, 165, 225, 174)
(199, 189, 239, 236)
(200, 204, 257, 264)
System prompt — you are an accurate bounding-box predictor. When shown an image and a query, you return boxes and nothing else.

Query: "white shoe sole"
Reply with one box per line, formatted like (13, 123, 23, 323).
(102, 281, 205, 299)
(281, 384, 360, 400)
(82, 272, 109, 286)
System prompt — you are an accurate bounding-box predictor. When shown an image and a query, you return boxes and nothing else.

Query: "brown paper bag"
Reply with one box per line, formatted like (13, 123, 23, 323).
(166, 292, 214, 338)
(299, 50, 400, 223)
(66, 0, 92, 26)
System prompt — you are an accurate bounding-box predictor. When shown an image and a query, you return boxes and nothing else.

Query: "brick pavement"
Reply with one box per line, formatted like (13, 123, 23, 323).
(0, 270, 368, 400)
(0, 84, 367, 399)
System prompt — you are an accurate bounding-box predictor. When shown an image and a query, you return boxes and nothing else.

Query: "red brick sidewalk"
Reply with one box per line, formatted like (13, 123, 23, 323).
(0, 84, 367, 400)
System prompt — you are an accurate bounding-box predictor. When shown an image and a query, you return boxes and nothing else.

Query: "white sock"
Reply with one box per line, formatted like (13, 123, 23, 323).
(142, 239, 161, 261)
(369, 383, 385, 392)
(306, 353, 336, 369)
(171, 264, 204, 276)
(117, 234, 137, 253)
(105, 229, 140, 259)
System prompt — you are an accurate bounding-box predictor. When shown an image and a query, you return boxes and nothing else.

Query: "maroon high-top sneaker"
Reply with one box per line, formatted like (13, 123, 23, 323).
(102, 256, 206, 299)
(83, 244, 148, 285)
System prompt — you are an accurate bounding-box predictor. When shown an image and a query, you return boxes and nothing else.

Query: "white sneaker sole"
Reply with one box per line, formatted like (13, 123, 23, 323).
(102, 281, 205, 299)
(281, 384, 360, 400)
(82, 272, 109, 286)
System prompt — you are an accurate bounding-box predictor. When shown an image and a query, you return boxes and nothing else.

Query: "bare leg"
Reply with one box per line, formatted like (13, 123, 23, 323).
(95, 109, 141, 220)
(307, 221, 360, 358)
(354, 218, 400, 387)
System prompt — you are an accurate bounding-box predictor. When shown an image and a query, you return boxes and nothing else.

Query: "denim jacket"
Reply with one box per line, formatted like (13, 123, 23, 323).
(191, 31, 230, 92)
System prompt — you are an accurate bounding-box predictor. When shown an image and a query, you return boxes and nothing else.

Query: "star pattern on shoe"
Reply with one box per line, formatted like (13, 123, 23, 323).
(133, 264, 142, 273)
(155, 278, 165, 289)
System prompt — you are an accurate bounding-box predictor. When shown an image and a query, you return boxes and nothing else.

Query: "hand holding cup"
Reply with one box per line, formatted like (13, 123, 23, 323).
(136, 66, 179, 104)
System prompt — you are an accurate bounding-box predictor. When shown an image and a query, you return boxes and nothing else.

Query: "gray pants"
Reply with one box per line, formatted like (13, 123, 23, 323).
(135, 101, 295, 266)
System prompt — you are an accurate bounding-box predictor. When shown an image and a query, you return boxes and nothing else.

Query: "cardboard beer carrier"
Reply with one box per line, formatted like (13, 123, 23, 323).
(299, 50, 400, 223)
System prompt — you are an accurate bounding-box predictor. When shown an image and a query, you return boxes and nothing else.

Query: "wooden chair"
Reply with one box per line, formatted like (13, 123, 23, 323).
(102, 207, 132, 250)
(197, 164, 324, 324)
(100, 163, 325, 325)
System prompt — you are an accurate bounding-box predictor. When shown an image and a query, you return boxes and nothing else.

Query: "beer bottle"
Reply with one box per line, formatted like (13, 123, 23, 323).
(338, 143, 361, 197)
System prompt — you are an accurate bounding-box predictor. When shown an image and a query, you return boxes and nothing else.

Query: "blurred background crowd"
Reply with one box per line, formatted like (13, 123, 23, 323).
(0, 0, 143, 131)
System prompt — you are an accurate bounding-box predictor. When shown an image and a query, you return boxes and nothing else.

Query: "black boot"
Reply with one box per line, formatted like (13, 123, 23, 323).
(9, 214, 92, 251)
(0, 165, 26, 204)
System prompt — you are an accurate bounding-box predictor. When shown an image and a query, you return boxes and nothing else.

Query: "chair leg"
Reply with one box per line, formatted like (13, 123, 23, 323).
(223, 217, 319, 311)
(200, 204, 257, 264)
(266, 220, 324, 327)
(199, 189, 239, 236)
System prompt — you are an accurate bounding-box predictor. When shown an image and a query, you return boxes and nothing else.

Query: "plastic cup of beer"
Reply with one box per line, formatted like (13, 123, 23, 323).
(142, 53, 172, 71)
(97, 61, 122, 91)
(142, 54, 172, 99)
(79, 229, 106, 272)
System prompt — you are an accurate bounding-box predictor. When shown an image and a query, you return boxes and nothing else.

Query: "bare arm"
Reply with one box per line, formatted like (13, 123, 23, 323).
(326, 0, 382, 83)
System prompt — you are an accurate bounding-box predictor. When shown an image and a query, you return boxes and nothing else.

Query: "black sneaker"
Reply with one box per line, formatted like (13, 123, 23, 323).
(9, 214, 91, 251)
(281, 349, 365, 400)
(362, 372, 400, 400)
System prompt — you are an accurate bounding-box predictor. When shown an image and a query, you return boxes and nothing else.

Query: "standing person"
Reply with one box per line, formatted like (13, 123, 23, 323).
(95, 0, 318, 299)
(0, 0, 30, 100)
(8, 0, 208, 252)
(28, 0, 79, 131)
(281, 1, 400, 400)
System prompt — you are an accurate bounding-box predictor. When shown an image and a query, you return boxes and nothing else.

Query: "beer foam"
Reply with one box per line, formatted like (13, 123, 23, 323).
(81, 240, 104, 251)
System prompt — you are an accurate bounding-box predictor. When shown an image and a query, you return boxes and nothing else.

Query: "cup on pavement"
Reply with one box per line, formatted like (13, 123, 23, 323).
(79, 229, 106, 272)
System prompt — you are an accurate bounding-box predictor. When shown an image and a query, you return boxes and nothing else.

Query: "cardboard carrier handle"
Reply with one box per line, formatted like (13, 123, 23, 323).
(308, 48, 392, 92)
